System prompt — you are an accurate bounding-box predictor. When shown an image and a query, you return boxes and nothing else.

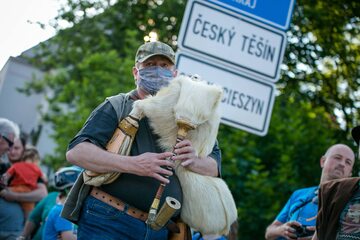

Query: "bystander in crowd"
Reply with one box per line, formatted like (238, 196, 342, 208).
(42, 166, 81, 240)
(265, 143, 355, 240)
(2, 147, 46, 219)
(0, 118, 47, 239)
(312, 126, 360, 240)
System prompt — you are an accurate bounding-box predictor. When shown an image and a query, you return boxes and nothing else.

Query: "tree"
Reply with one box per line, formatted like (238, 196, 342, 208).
(221, 93, 344, 238)
(281, 0, 360, 133)
(24, 0, 186, 168)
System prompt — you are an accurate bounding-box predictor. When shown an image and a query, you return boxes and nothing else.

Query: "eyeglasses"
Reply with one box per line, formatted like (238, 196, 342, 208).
(1, 135, 14, 148)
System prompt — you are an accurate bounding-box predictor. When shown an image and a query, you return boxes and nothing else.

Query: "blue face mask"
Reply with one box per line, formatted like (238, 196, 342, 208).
(137, 66, 174, 95)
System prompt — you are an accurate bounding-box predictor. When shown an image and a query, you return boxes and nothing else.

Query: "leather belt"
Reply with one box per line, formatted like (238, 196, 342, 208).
(90, 187, 148, 222)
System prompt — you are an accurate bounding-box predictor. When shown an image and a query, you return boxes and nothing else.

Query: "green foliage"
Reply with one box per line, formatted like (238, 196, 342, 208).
(25, 0, 187, 170)
(23, 0, 359, 238)
(281, 0, 360, 133)
(42, 48, 138, 170)
(220, 93, 343, 238)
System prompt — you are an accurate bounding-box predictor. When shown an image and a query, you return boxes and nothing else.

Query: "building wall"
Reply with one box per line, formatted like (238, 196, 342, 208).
(0, 57, 57, 159)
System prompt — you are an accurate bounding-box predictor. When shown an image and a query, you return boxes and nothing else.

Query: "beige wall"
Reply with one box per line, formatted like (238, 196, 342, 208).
(0, 56, 56, 159)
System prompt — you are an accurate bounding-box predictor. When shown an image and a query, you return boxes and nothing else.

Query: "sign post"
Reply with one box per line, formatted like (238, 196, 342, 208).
(209, 0, 295, 30)
(176, 0, 295, 135)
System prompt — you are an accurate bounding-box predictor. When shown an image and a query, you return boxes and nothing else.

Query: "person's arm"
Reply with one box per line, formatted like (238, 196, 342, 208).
(66, 98, 177, 183)
(0, 182, 47, 202)
(60, 230, 77, 240)
(172, 139, 218, 176)
(66, 141, 175, 184)
(265, 192, 300, 240)
(19, 192, 50, 239)
(265, 220, 300, 240)
(311, 230, 318, 240)
(17, 221, 37, 240)
(1, 172, 11, 185)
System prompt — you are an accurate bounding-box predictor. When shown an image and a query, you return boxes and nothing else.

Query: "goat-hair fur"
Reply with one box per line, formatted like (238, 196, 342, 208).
(133, 75, 237, 235)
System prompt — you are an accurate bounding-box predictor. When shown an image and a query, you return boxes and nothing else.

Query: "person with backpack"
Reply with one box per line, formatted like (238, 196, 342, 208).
(1, 148, 47, 219)
(265, 144, 355, 240)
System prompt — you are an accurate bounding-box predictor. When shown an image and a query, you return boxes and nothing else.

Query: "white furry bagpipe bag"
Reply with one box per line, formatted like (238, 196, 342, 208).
(134, 75, 237, 235)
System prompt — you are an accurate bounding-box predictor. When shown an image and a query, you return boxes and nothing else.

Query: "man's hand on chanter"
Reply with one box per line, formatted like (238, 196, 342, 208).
(172, 139, 198, 167)
(131, 152, 174, 184)
(172, 139, 218, 176)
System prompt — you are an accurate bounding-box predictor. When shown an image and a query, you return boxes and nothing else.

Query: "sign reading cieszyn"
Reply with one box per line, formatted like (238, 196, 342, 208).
(176, 52, 275, 136)
(177, 0, 287, 82)
(209, 0, 296, 30)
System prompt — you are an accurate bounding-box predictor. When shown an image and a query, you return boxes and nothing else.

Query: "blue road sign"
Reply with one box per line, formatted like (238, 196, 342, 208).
(209, 0, 295, 30)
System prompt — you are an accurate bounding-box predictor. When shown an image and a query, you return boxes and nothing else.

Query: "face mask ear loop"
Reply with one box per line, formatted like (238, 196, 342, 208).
(135, 67, 140, 80)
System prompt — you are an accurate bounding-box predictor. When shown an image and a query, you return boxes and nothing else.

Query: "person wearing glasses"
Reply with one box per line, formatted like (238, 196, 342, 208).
(0, 117, 24, 239)
(0, 133, 27, 179)
(41, 167, 81, 240)
(1, 148, 46, 219)
(0, 118, 18, 164)
(0, 118, 48, 240)
(0, 134, 14, 151)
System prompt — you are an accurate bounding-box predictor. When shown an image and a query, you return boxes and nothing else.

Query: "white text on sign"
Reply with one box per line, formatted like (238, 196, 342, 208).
(192, 15, 275, 63)
(222, 87, 264, 115)
(178, 0, 287, 81)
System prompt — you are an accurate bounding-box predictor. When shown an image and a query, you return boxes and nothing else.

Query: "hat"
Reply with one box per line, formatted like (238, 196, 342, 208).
(135, 41, 175, 64)
(352, 126, 360, 145)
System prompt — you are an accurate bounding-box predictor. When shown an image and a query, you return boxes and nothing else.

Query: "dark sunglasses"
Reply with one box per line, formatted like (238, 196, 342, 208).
(1, 135, 14, 148)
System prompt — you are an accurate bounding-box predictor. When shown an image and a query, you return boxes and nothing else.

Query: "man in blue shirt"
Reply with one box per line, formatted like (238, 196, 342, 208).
(43, 167, 81, 240)
(265, 144, 355, 240)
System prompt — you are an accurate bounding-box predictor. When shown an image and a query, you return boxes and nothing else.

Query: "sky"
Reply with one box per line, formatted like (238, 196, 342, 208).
(0, 0, 61, 70)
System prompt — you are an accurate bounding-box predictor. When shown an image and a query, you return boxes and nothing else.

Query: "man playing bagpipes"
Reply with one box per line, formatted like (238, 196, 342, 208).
(61, 41, 224, 240)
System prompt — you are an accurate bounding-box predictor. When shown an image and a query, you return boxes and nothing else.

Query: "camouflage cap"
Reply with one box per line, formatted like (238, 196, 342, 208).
(135, 41, 175, 64)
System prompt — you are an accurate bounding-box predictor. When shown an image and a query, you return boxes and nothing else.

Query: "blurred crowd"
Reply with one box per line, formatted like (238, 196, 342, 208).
(1, 111, 360, 240)
(0, 118, 79, 240)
